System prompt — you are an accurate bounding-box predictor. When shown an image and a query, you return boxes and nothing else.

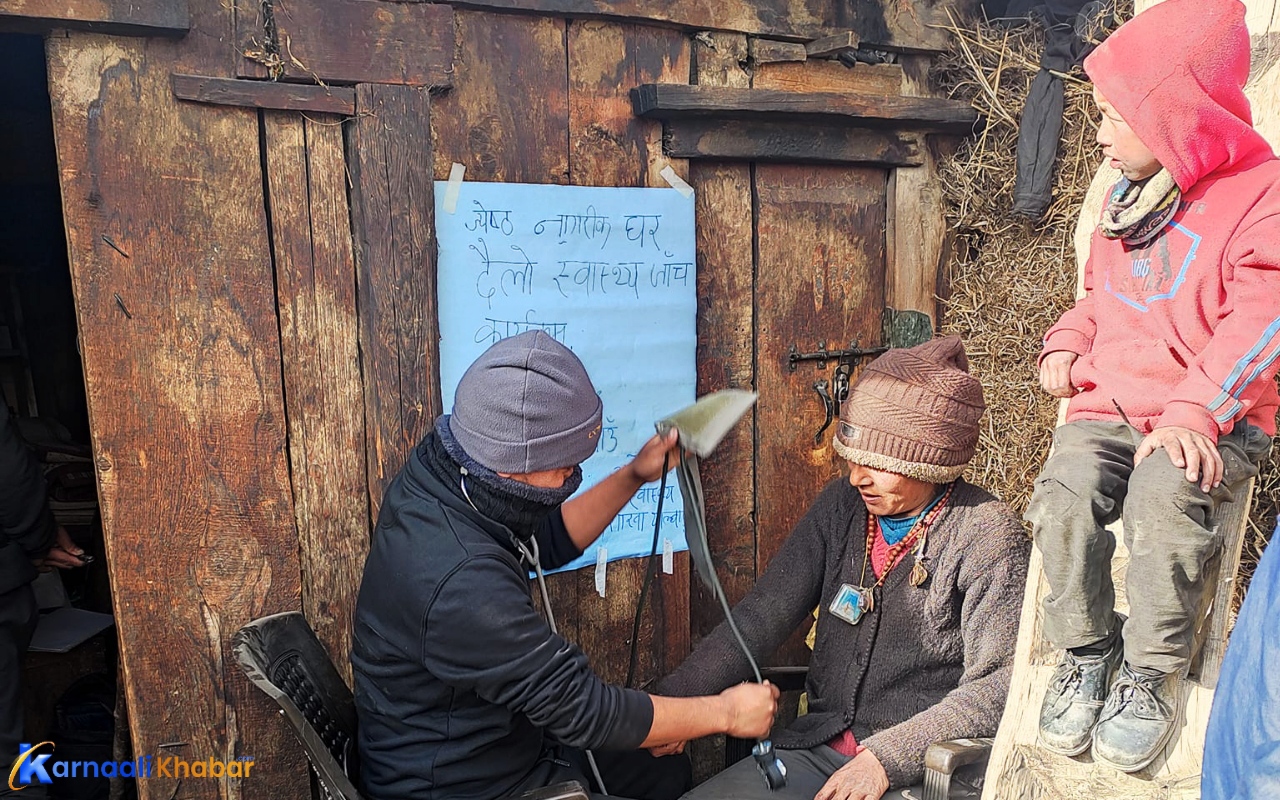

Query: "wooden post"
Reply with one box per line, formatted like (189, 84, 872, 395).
(885, 54, 953, 329)
(690, 31, 756, 641)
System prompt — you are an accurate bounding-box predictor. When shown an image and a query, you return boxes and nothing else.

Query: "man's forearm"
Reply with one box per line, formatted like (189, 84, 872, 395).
(641, 694, 729, 747)
(560, 466, 646, 551)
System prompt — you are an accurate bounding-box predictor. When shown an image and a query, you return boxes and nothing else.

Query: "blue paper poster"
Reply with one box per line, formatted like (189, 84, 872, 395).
(434, 180, 696, 572)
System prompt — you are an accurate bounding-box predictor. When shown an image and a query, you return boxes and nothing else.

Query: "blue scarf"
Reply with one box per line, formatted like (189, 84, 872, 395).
(878, 488, 947, 545)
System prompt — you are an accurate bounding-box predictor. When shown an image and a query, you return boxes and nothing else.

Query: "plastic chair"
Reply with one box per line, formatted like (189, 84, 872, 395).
(232, 612, 363, 800)
(233, 612, 591, 800)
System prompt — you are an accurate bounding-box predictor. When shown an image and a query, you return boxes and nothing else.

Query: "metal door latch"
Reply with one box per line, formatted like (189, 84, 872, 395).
(791, 341, 887, 444)
(788, 342, 886, 372)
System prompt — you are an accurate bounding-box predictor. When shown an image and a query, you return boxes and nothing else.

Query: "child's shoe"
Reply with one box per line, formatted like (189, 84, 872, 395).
(1038, 635, 1123, 756)
(1091, 662, 1178, 773)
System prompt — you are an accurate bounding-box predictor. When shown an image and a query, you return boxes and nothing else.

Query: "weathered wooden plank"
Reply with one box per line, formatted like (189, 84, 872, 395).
(567, 19, 693, 688)
(263, 112, 370, 686)
(569, 21, 691, 189)
(752, 60, 904, 95)
(348, 84, 442, 519)
(686, 35, 755, 785)
(172, 74, 355, 114)
(632, 84, 981, 132)
(688, 31, 755, 638)
(805, 30, 859, 58)
(754, 164, 886, 666)
(750, 38, 808, 64)
(691, 159, 756, 627)
(235, 0, 454, 87)
(665, 119, 924, 165)
(443, 0, 965, 50)
(431, 10, 569, 183)
(692, 31, 750, 90)
(0, 0, 187, 36)
(45, 31, 307, 800)
(885, 55, 955, 325)
(446, 0, 830, 40)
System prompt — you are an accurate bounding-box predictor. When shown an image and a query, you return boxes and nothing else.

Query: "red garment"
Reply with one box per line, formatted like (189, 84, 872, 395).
(828, 728, 865, 758)
(870, 528, 894, 579)
(1042, 0, 1280, 440)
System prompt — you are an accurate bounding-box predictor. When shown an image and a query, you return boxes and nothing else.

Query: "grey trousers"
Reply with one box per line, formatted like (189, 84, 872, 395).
(679, 748, 931, 800)
(1027, 420, 1271, 674)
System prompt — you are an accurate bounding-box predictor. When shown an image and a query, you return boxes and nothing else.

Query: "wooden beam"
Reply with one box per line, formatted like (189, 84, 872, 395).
(749, 38, 807, 64)
(447, 0, 831, 40)
(885, 55, 957, 327)
(632, 84, 980, 133)
(752, 61, 904, 95)
(236, 0, 454, 87)
(664, 119, 924, 166)
(172, 74, 355, 114)
(443, 0, 963, 51)
(348, 85, 442, 519)
(805, 30, 860, 58)
(263, 111, 370, 685)
(0, 0, 187, 36)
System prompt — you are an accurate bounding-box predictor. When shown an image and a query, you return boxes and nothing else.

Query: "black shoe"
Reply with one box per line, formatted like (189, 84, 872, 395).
(1092, 663, 1179, 773)
(1038, 637, 1123, 756)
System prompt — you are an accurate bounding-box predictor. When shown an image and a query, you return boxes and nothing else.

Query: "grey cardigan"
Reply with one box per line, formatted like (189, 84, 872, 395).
(657, 477, 1030, 788)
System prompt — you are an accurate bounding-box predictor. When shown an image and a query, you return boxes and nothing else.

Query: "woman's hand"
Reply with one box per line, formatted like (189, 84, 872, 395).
(814, 749, 890, 800)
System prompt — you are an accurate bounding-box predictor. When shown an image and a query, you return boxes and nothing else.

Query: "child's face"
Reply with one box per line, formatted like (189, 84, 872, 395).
(1093, 88, 1162, 181)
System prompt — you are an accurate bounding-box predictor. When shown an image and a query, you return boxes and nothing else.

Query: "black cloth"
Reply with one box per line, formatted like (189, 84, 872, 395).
(351, 432, 655, 800)
(998, 0, 1098, 219)
(0, 403, 56, 595)
(0, 584, 40, 798)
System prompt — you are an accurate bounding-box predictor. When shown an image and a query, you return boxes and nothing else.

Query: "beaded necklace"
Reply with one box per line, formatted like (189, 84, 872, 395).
(852, 481, 955, 615)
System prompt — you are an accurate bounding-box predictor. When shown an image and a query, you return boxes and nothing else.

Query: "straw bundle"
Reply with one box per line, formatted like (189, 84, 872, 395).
(933, 5, 1277, 604)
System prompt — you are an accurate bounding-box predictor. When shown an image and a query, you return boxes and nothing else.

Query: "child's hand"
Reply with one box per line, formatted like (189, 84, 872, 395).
(1039, 351, 1079, 398)
(1135, 426, 1223, 492)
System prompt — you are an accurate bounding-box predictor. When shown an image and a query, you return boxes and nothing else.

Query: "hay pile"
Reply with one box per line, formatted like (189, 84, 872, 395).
(933, 5, 1278, 603)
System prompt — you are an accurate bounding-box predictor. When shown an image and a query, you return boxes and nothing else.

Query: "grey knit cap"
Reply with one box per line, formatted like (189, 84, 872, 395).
(448, 331, 603, 473)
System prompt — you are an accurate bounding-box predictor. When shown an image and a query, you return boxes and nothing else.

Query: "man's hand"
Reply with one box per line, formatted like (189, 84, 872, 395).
(1135, 426, 1223, 492)
(647, 741, 686, 757)
(814, 749, 890, 800)
(35, 526, 87, 571)
(1039, 351, 1079, 398)
(718, 681, 780, 739)
(625, 428, 681, 484)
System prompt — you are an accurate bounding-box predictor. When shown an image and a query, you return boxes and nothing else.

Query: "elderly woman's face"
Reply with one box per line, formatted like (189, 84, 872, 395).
(846, 462, 939, 517)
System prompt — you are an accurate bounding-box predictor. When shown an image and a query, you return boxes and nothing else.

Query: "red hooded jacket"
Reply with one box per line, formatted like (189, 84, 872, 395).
(1042, 0, 1280, 440)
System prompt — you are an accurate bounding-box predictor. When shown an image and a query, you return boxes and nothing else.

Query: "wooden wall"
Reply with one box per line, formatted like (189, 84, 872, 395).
(11, 0, 962, 796)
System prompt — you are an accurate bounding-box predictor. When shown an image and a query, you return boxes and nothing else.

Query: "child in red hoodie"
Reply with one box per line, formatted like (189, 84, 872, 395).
(1028, 0, 1280, 774)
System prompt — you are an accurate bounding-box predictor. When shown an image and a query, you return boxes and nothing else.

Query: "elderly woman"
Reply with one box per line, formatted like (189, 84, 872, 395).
(656, 336, 1030, 800)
